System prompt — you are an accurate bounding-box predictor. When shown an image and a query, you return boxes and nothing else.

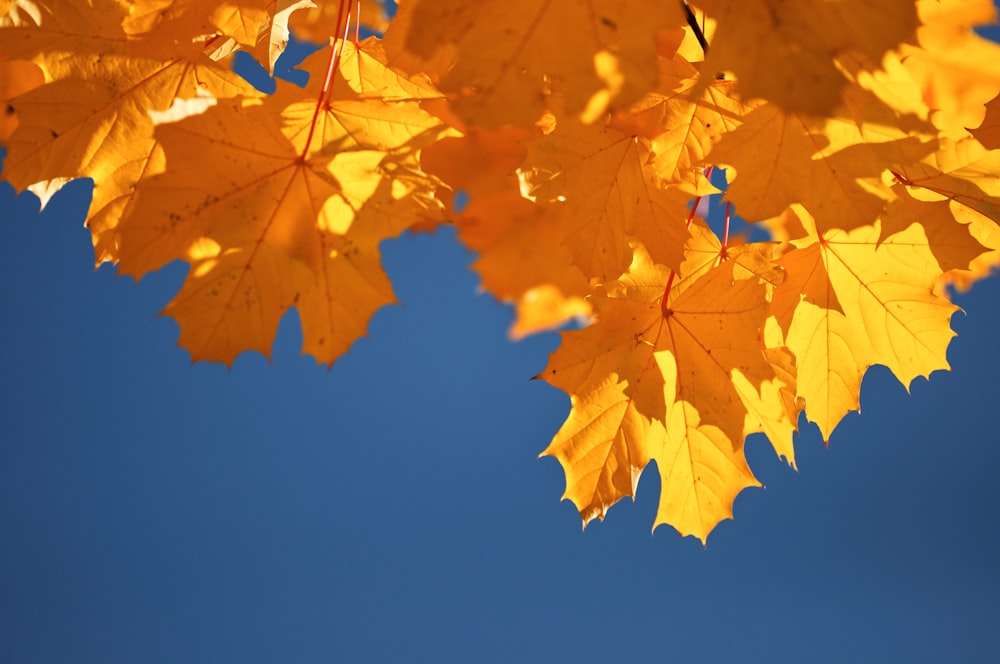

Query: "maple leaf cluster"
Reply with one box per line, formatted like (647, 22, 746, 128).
(3, 0, 1000, 542)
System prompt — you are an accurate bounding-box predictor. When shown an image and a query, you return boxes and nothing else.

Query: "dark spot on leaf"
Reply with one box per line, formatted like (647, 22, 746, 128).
(600, 17, 617, 30)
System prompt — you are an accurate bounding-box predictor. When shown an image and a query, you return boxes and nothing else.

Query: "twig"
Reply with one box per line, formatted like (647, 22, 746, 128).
(681, 0, 709, 54)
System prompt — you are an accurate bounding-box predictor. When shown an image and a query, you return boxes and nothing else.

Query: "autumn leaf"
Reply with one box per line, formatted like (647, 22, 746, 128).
(123, 0, 270, 56)
(246, 0, 316, 74)
(901, 0, 1000, 137)
(0, 53, 41, 140)
(107, 39, 451, 365)
(421, 127, 592, 338)
(707, 102, 935, 235)
(383, 0, 684, 127)
(672, 222, 800, 466)
(520, 116, 695, 281)
(289, 0, 389, 43)
(692, 0, 918, 115)
(0, 0, 262, 262)
(885, 137, 1000, 289)
(539, 292, 667, 527)
(3, 0, 1000, 543)
(770, 219, 973, 441)
(632, 36, 749, 192)
(971, 93, 1000, 149)
(890, 136, 1000, 221)
(541, 243, 795, 542)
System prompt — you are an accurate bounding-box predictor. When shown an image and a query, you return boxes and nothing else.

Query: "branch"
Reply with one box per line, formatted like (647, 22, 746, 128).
(681, 0, 709, 54)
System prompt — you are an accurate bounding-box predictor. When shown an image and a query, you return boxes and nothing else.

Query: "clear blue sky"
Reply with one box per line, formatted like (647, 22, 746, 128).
(2, 15, 1000, 664)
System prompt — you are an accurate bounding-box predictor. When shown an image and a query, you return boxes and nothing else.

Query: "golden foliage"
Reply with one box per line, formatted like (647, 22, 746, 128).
(3, 0, 1000, 542)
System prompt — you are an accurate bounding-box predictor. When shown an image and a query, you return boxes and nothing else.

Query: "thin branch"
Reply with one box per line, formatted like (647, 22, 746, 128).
(681, 0, 709, 55)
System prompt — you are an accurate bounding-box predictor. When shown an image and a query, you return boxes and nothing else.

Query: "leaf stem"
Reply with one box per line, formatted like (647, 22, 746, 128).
(681, 0, 709, 54)
(323, 1, 356, 106)
(720, 201, 731, 259)
(661, 171, 712, 317)
(301, 0, 353, 160)
(354, 0, 361, 43)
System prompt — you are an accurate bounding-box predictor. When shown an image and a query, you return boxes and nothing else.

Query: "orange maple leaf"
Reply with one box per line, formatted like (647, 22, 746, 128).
(521, 117, 696, 281)
(707, 102, 933, 235)
(542, 243, 796, 542)
(971, 93, 1000, 149)
(109, 39, 451, 365)
(421, 127, 592, 338)
(383, 0, 684, 127)
(289, 0, 389, 43)
(0, 53, 41, 140)
(692, 0, 919, 115)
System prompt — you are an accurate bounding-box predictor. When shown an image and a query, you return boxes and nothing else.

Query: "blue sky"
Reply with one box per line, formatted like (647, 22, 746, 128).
(3, 17, 1000, 664)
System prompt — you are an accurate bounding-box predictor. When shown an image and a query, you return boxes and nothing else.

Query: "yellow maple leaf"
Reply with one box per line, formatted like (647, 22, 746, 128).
(881, 184, 991, 275)
(900, 0, 1000, 138)
(539, 294, 667, 525)
(771, 219, 967, 441)
(579, 27, 746, 195)
(888, 137, 1000, 287)
(0, 0, 261, 262)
